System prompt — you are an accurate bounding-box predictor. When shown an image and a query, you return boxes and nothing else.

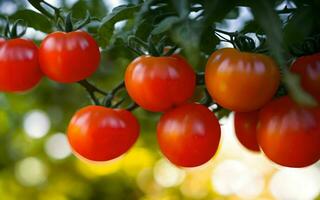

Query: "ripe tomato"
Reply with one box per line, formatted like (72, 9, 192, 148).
(157, 103, 221, 167)
(0, 38, 42, 92)
(205, 48, 280, 112)
(67, 106, 140, 162)
(257, 96, 320, 167)
(125, 55, 196, 112)
(234, 111, 260, 152)
(39, 31, 100, 83)
(291, 53, 320, 101)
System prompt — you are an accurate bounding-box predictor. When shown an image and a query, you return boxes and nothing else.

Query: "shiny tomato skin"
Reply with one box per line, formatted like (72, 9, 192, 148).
(0, 38, 42, 92)
(39, 31, 100, 83)
(291, 53, 320, 101)
(257, 96, 320, 168)
(157, 103, 221, 167)
(125, 55, 196, 112)
(67, 106, 140, 162)
(205, 48, 280, 112)
(234, 111, 260, 152)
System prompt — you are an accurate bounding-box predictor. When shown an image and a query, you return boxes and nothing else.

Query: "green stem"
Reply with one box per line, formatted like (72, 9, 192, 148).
(103, 81, 125, 107)
(127, 102, 139, 111)
(196, 72, 205, 85)
(78, 79, 107, 95)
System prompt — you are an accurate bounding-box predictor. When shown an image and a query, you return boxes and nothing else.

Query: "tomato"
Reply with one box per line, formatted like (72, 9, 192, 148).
(39, 31, 100, 83)
(205, 48, 280, 112)
(157, 103, 221, 167)
(125, 55, 196, 112)
(257, 96, 320, 167)
(0, 38, 42, 92)
(67, 106, 140, 162)
(291, 53, 320, 101)
(234, 111, 260, 152)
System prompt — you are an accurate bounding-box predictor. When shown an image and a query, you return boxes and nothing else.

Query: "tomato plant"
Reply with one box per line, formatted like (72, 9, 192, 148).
(125, 55, 196, 112)
(157, 103, 221, 167)
(205, 48, 280, 112)
(67, 106, 140, 162)
(0, 38, 42, 92)
(291, 53, 320, 102)
(234, 111, 260, 152)
(39, 31, 100, 83)
(257, 96, 320, 168)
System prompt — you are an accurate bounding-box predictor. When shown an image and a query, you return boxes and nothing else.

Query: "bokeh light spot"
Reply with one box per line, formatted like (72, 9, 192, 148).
(15, 157, 47, 187)
(23, 110, 51, 139)
(153, 159, 185, 188)
(269, 166, 320, 200)
(45, 133, 71, 160)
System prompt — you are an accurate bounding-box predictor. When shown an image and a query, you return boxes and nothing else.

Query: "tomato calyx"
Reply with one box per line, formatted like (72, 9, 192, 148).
(126, 35, 178, 57)
(290, 34, 320, 57)
(214, 29, 257, 53)
(1, 19, 27, 39)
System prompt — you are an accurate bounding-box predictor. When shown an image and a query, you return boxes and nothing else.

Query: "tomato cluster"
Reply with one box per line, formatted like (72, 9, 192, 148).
(231, 51, 320, 168)
(0, 31, 100, 92)
(1, 28, 319, 168)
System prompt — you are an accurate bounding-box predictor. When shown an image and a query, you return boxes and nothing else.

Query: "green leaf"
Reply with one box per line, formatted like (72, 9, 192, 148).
(283, 7, 314, 48)
(10, 10, 52, 33)
(171, 20, 202, 67)
(171, 0, 189, 18)
(203, 0, 237, 23)
(152, 16, 181, 35)
(71, 0, 108, 19)
(98, 4, 141, 46)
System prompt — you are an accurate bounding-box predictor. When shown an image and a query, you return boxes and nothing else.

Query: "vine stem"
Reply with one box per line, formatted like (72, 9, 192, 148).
(78, 79, 107, 105)
(127, 102, 139, 111)
(78, 79, 107, 95)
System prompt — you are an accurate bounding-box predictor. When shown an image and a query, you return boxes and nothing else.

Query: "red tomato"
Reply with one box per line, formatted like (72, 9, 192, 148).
(0, 38, 42, 92)
(39, 31, 100, 83)
(157, 103, 221, 167)
(125, 55, 196, 112)
(67, 106, 140, 161)
(234, 111, 260, 152)
(257, 96, 320, 167)
(205, 48, 280, 112)
(291, 53, 320, 101)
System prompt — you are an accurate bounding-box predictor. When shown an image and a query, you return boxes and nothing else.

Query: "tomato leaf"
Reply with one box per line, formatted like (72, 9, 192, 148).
(71, 0, 108, 19)
(98, 4, 141, 46)
(10, 10, 53, 33)
(152, 16, 181, 35)
(284, 7, 315, 49)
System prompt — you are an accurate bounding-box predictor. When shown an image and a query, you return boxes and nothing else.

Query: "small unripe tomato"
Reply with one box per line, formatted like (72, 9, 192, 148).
(257, 96, 320, 168)
(291, 53, 320, 102)
(125, 55, 196, 112)
(157, 103, 221, 167)
(234, 111, 260, 152)
(205, 48, 280, 112)
(0, 38, 42, 92)
(67, 106, 140, 162)
(39, 31, 100, 83)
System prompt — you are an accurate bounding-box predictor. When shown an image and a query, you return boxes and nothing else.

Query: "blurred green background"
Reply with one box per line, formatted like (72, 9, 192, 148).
(0, 0, 320, 199)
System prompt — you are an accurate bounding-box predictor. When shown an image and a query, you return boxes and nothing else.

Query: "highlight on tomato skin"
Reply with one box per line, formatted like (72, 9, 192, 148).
(124, 55, 196, 112)
(234, 111, 260, 152)
(205, 48, 280, 112)
(39, 31, 100, 83)
(157, 103, 221, 168)
(290, 52, 320, 102)
(257, 96, 320, 168)
(67, 105, 140, 162)
(0, 38, 42, 92)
